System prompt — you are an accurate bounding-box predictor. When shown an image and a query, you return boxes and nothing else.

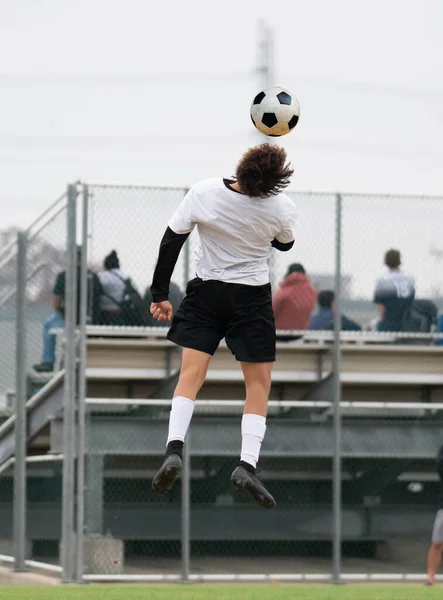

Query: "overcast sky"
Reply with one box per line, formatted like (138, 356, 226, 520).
(1, 0, 442, 228)
(1, 0, 443, 299)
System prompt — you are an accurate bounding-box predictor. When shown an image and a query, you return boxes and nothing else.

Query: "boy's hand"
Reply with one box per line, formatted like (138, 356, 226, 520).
(150, 301, 173, 322)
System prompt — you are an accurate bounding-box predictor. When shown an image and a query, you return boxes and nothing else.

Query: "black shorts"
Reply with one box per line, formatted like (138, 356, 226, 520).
(167, 278, 276, 362)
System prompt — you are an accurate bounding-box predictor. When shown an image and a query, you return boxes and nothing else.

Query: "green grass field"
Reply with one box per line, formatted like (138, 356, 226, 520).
(0, 584, 440, 600)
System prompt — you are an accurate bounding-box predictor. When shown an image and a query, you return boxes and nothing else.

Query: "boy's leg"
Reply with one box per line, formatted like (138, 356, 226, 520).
(152, 348, 212, 494)
(231, 361, 276, 508)
(427, 542, 443, 584)
(240, 361, 272, 466)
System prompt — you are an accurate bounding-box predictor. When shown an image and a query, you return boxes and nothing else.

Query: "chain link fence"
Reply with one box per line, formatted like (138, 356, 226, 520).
(277, 192, 337, 296)
(0, 244, 17, 566)
(1, 184, 443, 582)
(188, 402, 333, 578)
(0, 245, 17, 411)
(78, 185, 443, 583)
(0, 194, 68, 571)
(338, 193, 443, 576)
(24, 198, 68, 567)
(87, 185, 189, 328)
(341, 193, 443, 329)
(82, 403, 181, 578)
(25, 202, 68, 380)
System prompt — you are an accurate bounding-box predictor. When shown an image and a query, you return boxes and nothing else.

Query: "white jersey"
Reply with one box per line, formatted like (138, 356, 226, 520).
(168, 178, 297, 286)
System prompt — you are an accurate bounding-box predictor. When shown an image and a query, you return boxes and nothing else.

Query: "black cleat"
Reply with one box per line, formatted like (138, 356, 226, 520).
(152, 453, 182, 494)
(231, 465, 276, 508)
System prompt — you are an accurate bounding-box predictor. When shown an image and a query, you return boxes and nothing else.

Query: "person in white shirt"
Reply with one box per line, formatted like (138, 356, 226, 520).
(149, 143, 297, 508)
(98, 250, 138, 325)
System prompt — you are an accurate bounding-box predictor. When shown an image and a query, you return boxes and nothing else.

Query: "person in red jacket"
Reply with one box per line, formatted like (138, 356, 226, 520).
(273, 263, 317, 332)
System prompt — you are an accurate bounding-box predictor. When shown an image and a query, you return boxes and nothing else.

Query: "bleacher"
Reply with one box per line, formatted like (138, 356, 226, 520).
(1, 327, 440, 555)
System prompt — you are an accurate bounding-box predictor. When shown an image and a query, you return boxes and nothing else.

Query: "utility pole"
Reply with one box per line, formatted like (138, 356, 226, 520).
(257, 20, 274, 92)
(256, 21, 278, 292)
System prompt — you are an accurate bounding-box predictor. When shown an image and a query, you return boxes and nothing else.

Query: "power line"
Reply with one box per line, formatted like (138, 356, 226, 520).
(0, 72, 253, 86)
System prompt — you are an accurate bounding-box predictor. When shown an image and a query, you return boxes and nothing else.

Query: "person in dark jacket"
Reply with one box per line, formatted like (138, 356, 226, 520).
(33, 247, 102, 372)
(308, 290, 361, 331)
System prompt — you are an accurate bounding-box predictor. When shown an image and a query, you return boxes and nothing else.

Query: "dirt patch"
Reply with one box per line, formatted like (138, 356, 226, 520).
(0, 566, 59, 585)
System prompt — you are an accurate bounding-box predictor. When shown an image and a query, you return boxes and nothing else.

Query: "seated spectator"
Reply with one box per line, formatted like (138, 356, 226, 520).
(272, 263, 317, 333)
(373, 249, 415, 332)
(98, 250, 146, 326)
(33, 247, 102, 372)
(398, 299, 437, 346)
(144, 281, 183, 327)
(308, 290, 361, 331)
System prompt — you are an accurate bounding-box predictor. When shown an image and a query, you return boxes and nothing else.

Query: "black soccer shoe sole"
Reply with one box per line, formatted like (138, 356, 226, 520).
(152, 453, 182, 494)
(231, 465, 276, 509)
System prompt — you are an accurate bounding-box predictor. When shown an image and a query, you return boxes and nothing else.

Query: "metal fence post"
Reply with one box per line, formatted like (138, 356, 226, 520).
(61, 184, 78, 583)
(75, 184, 89, 583)
(181, 431, 190, 582)
(13, 230, 27, 572)
(332, 193, 343, 584)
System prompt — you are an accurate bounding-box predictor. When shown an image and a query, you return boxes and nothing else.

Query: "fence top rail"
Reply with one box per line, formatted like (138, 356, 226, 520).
(88, 182, 189, 192)
(0, 191, 67, 267)
(337, 190, 443, 201)
(84, 182, 443, 201)
(25, 191, 67, 236)
(85, 397, 443, 410)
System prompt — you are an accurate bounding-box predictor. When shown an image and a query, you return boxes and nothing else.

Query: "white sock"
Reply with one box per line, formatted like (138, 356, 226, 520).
(240, 413, 266, 469)
(166, 396, 195, 445)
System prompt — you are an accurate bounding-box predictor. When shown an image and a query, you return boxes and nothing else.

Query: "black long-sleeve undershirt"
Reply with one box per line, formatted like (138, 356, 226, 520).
(271, 238, 294, 252)
(150, 227, 294, 304)
(151, 227, 189, 302)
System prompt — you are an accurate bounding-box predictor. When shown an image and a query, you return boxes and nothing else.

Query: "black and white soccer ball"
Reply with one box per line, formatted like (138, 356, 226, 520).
(250, 86, 300, 137)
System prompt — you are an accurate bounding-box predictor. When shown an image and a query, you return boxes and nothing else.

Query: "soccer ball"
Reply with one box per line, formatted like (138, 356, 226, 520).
(250, 86, 300, 137)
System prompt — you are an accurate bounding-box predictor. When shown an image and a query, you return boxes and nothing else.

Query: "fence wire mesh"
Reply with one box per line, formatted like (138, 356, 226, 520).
(339, 456, 437, 576)
(24, 198, 68, 566)
(188, 404, 333, 576)
(277, 192, 337, 297)
(27, 461, 63, 566)
(337, 193, 443, 575)
(87, 185, 188, 328)
(3, 184, 443, 581)
(0, 247, 17, 409)
(0, 241, 18, 562)
(83, 403, 181, 577)
(26, 204, 68, 379)
(0, 464, 14, 558)
(341, 193, 443, 331)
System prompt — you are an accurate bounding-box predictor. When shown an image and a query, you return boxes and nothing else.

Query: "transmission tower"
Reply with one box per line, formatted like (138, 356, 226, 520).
(256, 21, 278, 291)
(257, 20, 274, 92)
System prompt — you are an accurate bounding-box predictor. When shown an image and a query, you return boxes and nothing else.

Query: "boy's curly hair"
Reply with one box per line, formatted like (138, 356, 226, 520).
(235, 143, 293, 198)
